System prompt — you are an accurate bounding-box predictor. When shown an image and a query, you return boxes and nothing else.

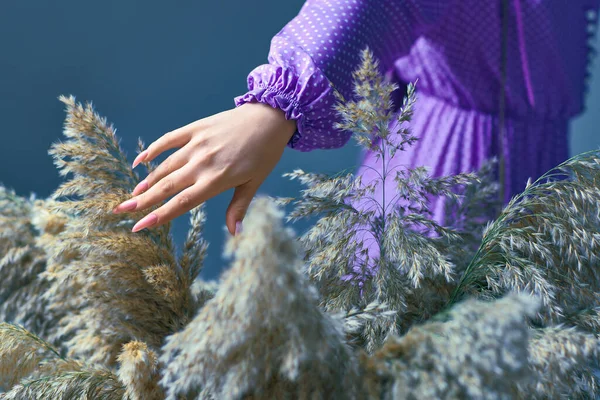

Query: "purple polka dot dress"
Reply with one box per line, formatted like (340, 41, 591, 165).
(235, 0, 600, 227)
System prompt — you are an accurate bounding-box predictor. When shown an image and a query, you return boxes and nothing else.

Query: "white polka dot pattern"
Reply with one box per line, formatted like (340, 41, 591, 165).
(234, 0, 600, 220)
(234, 0, 450, 151)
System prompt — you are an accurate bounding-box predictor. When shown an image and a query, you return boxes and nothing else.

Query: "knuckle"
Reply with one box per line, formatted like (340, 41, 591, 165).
(145, 144, 155, 159)
(149, 138, 162, 152)
(214, 166, 230, 180)
(148, 131, 173, 154)
(202, 149, 216, 164)
(190, 134, 206, 147)
(178, 193, 192, 208)
(161, 130, 175, 142)
(221, 161, 235, 176)
(160, 178, 175, 194)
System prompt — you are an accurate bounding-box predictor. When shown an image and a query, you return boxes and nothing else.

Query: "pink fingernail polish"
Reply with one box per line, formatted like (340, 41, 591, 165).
(132, 213, 158, 232)
(235, 220, 243, 235)
(132, 150, 149, 169)
(113, 199, 137, 214)
(132, 180, 148, 195)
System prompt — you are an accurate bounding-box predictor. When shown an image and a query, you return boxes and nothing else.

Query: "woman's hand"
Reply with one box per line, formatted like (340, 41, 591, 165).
(112, 102, 297, 235)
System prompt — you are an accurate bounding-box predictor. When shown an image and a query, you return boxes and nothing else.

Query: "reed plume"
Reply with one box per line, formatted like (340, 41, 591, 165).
(1, 48, 599, 399)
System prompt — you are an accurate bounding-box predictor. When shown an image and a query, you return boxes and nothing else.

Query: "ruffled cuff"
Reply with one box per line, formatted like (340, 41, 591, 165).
(234, 64, 351, 152)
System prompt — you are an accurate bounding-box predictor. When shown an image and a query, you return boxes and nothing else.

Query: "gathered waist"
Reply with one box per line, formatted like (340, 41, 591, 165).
(363, 88, 571, 203)
(414, 90, 571, 125)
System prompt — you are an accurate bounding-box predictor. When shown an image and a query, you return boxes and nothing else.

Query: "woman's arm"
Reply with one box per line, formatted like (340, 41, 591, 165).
(235, 0, 451, 151)
(113, 1, 452, 234)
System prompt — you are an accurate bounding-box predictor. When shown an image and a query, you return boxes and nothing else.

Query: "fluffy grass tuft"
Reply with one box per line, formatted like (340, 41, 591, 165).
(1, 48, 599, 399)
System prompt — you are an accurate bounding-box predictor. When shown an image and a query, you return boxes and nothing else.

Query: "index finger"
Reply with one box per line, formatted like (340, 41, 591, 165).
(133, 125, 193, 168)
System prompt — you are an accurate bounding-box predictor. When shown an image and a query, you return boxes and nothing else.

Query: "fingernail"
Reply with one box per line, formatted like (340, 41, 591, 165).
(132, 180, 148, 196)
(235, 220, 243, 235)
(113, 199, 137, 214)
(132, 213, 158, 232)
(132, 150, 149, 169)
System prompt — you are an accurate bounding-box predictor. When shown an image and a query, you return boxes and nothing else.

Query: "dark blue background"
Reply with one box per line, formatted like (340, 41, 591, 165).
(1, 1, 598, 280)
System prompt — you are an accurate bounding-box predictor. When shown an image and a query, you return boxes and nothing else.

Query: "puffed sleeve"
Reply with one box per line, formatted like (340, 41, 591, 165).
(234, 0, 451, 152)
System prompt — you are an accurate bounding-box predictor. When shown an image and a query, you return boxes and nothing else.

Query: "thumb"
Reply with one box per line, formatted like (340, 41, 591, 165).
(226, 180, 260, 236)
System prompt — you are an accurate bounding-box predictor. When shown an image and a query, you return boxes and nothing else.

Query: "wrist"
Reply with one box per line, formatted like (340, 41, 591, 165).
(240, 102, 297, 142)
